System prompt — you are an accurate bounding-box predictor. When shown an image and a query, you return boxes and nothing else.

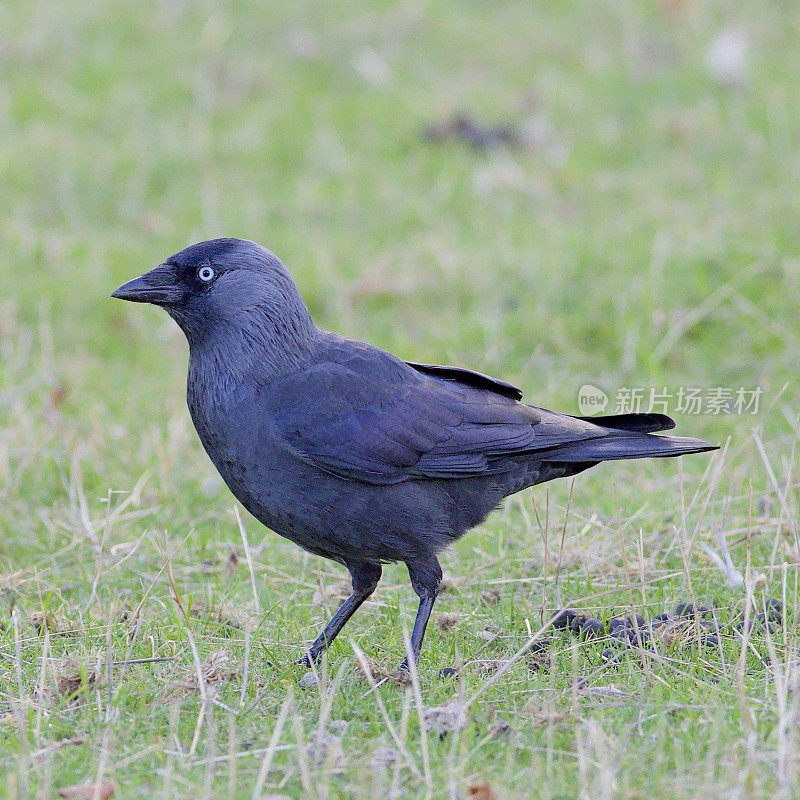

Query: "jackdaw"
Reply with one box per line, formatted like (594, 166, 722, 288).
(112, 238, 716, 669)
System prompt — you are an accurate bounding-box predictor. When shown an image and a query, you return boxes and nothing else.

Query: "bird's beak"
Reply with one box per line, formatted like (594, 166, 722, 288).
(111, 264, 183, 305)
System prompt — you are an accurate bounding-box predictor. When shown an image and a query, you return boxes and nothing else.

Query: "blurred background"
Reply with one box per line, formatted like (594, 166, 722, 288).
(4, 0, 799, 560)
(2, 0, 798, 569)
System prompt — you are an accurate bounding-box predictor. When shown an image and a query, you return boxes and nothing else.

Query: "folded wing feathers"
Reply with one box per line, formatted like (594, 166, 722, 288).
(276, 354, 714, 485)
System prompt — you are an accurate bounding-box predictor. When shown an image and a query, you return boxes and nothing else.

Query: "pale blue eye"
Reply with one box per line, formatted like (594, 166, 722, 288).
(198, 266, 215, 282)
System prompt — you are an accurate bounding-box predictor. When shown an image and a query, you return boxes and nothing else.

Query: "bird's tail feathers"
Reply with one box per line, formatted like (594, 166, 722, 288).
(546, 432, 718, 463)
(576, 412, 676, 434)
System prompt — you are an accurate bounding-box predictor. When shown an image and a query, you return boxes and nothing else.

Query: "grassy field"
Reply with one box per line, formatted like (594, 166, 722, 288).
(2, 1, 799, 797)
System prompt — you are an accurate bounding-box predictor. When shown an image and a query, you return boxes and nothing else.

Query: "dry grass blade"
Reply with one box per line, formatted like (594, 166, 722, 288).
(130, 528, 194, 622)
(699, 527, 743, 586)
(234, 504, 261, 614)
(401, 628, 432, 791)
(754, 432, 798, 540)
(350, 641, 422, 779)
(251, 688, 293, 800)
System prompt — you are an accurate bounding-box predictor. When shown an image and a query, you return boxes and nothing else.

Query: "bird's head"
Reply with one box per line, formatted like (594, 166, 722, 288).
(112, 238, 315, 348)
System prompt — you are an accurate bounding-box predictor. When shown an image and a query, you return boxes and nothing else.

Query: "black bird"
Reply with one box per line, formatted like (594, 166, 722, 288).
(112, 238, 716, 669)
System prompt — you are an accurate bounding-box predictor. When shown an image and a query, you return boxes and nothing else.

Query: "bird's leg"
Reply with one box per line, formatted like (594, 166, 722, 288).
(299, 561, 381, 667)
(399, 557, 442, 672)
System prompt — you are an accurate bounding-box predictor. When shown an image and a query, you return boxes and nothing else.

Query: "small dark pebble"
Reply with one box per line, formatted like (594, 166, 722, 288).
(674, 601, 691, 618)
(699, 635, 719, 648)
(611, 613, 645, 630)
(437, 667, 458, 681)
(528, 639, 548, 654)
(525, 658, 544, 673)
(755, 612, 780, 632)
(766, 599, 784, 624)
(610, 628, 631, 647)
(569, 615, 587, 636)
(767, 597, 783, 614)
(733, 615, 778, 634)
(299, 671, 319, 689)
(580, 619, 604, 640)
(421, 113, 521, 152)
(766, 609, 783, 625)
(675, 602, 714, 620)
(628, 627, 650, 646)
(550, 609, 576, 630)
(601, 648, 618, 663)
(627, 613, 646, 629)
(651, 613, 670, 627)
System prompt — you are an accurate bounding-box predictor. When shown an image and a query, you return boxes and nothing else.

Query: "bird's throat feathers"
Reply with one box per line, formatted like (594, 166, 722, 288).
(185, 300, 319, 414)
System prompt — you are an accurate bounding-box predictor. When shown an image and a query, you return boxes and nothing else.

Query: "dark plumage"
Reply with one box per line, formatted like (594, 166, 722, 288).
(112, 238, 717, 669)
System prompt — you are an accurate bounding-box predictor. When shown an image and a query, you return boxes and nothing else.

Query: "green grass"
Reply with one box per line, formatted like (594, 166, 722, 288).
(2, 1, 799, 797)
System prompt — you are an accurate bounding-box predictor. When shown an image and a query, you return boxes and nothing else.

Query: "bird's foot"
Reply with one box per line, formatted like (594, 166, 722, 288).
(397, 656, 417, 675)
(296, 651, 319, 669)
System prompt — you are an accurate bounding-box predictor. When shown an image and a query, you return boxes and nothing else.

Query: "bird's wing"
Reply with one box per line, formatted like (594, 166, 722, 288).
(270, 345, 605, 485)
(405, 361, 523, 400)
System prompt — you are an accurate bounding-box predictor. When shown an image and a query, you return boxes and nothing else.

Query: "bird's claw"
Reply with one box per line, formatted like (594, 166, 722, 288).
(296, 652, 317, 669)
(397, 657, 414, 675)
